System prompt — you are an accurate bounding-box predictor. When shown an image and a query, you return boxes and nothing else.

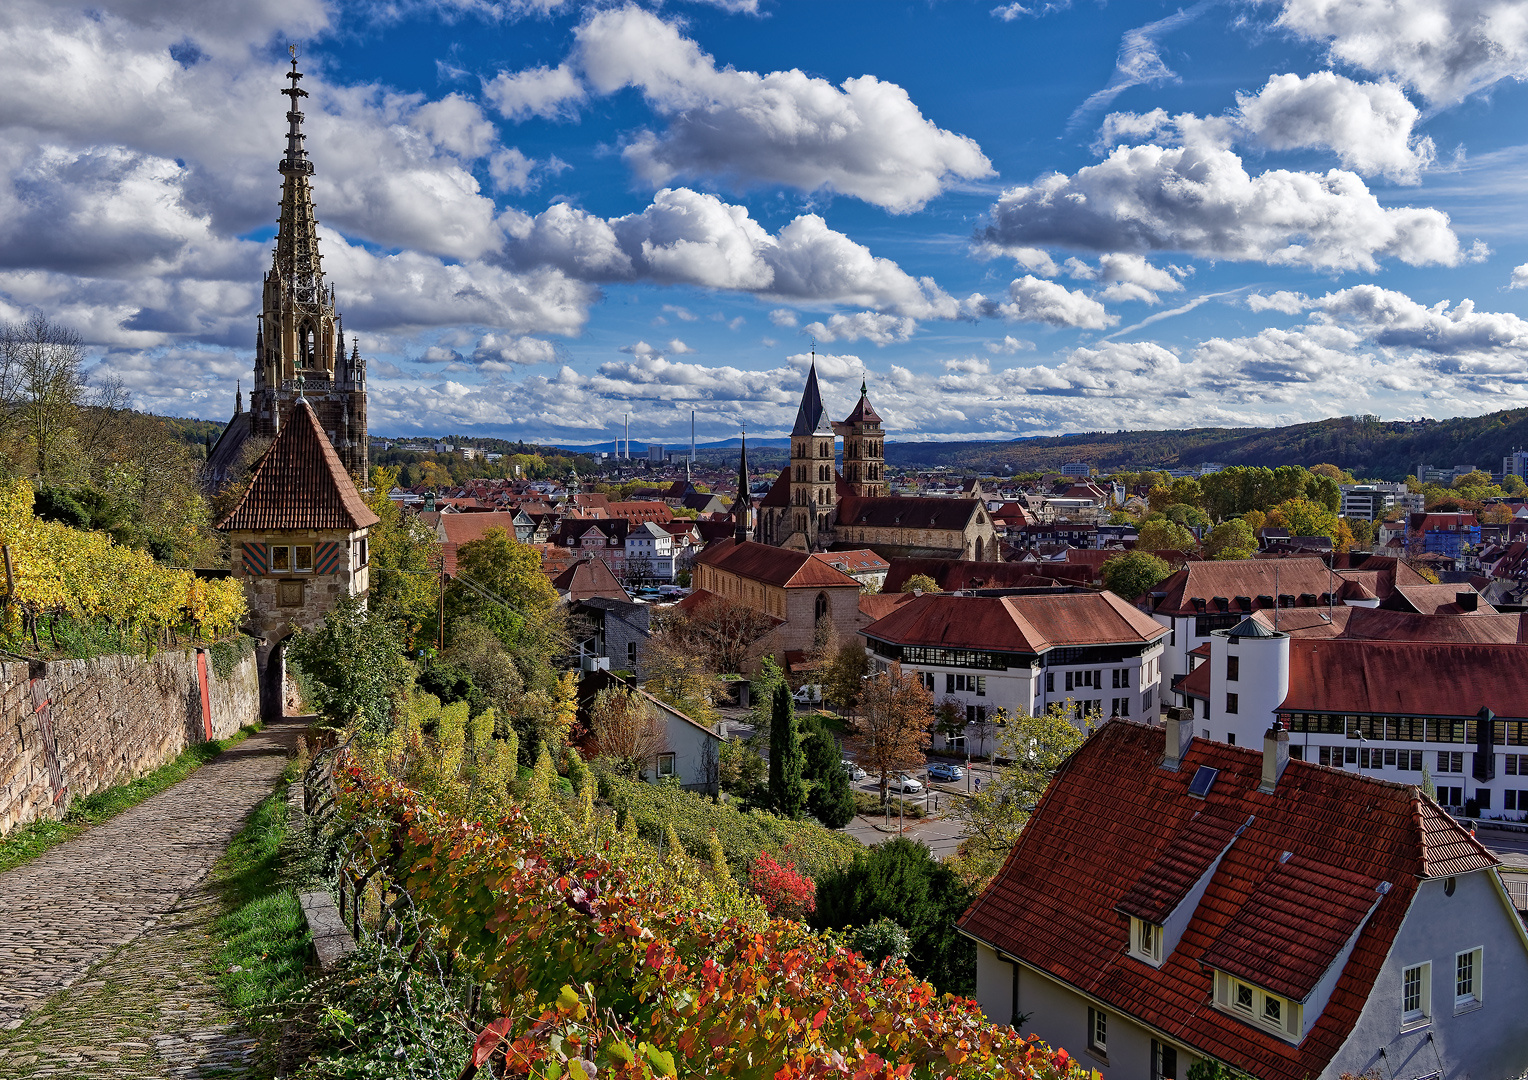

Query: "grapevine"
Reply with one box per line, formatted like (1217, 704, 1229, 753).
(0, 477, 246, 650)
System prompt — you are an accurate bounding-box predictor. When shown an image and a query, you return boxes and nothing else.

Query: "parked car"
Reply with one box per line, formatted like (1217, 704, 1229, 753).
(927, 762, 965, 782)
(657, 584, 687, 598)
(841, 760, 867, 781)
(892, 773, 924, 794)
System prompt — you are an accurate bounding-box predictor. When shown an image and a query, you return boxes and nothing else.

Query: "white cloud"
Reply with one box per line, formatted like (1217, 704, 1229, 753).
(663, 304, 698, 321)
(483, 63, 586, 122)
(944, 357, 991, 374)
(1311, 283, 1528, 355)
(1235, 72, 1434, 184)
(987, 335, 1035, 353)
(470, 334, 558, 368)
(1066, 253, 1186, 304)
(996, 275, 1117, 329)
(1271, 0, 1528, 105)
(1512, 264, 1528, 289)
(1071, 4, 1210, 124)
(769, 308, 799, 327)
(1247, 290, 1311, 314)
(991, 1, 1070, 19)
(561, 6, 993, 212)
(979, 134, 1466, 271)
(802, 311, 917, 345)
(666, 337, 696, 353)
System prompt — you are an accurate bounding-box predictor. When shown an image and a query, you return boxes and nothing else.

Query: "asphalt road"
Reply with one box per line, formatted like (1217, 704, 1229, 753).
(1474, 823, 1528, 870)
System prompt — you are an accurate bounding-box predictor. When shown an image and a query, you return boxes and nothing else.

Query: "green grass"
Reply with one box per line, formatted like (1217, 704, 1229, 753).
(0, 723, 261, 875)
(212, 772, 310, 1011)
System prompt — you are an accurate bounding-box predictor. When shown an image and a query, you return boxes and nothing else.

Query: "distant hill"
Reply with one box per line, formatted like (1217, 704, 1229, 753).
(881, 410, 1528, 480)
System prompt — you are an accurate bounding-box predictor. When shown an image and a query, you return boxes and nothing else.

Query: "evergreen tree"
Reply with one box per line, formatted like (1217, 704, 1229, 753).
(802, 718, 856, 829)
(812, 837, 976, 995)
(768, 683, 805, 820)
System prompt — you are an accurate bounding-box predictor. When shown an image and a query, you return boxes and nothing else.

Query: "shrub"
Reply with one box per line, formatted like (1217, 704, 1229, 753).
(747, 851, 816, 920)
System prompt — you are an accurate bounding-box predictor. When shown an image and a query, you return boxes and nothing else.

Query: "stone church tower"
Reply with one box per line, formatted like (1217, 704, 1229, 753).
(247, 52, 368, 479)
(788, 360, 839, 549)
(836, 379, 885, 497)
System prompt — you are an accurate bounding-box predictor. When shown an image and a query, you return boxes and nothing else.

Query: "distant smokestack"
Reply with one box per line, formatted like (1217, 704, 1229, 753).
(689, 409, 695, 483)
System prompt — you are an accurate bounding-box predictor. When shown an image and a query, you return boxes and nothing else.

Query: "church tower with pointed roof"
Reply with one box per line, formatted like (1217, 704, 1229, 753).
(247, 50, 368, 481)
(784, 358, 838, 550)
(732, 431, 753, 544)
(837, 377, 885, 497)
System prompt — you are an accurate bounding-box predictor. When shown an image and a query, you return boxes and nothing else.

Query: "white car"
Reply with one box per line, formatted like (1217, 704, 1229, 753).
(891, 773, 924, 794)
(793, 684, 824, 706)
(841, 760, 867, 781)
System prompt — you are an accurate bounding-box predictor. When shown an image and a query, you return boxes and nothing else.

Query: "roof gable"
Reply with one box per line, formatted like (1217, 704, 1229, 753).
(695, 539, 860, 589)
(958, 722, 1497, 1080)
(216, 400, 379, 532)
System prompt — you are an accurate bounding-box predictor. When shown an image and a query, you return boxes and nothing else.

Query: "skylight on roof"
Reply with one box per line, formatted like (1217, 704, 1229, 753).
(1188, 766, 1219, 799)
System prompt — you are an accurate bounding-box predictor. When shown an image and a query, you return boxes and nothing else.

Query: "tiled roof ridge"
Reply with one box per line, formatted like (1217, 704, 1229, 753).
(216, 399, 379, 532)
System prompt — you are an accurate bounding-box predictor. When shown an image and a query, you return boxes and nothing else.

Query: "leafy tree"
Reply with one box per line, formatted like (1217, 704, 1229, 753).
(802, 717, 856, 828)
(812, 837, 976, 995)
(1345, 517, 1375, 549)
(1309, 462, 1355, 484)
(1503, 474, 1526, 496)
(1101, 551, 1172, 601)
(1163, 502, 1210, 529)
(900, 573, 940, 594)
(365, 465, 440, 643)
(286, 593, 412, 732)
(852, 663, 932, 801)
(656, 594, 775, 675)
(1266, 496, 1339, 540)
(718, 736, 767, 802)
(1168, 476, 1203, 508)
(947, 703, 1084, 890)
(1453, 469, 1493, 490)
(1137, 517, 1197, 551)
(747, 852, 816, 920)
(768, 683, 805, 820)
(1203, 518, 1258, 560)
(822, 639, 869, 712)
(645, 631, 722, 727)
(1332, 518, 1357, 553)
(1242, 508, 1267, 533)
(588, 686, 668, 778)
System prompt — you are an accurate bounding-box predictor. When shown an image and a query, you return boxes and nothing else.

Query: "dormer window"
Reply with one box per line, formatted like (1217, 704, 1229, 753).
(1214, 971, 1301, 1040)
(1130, 916, 1163, 965)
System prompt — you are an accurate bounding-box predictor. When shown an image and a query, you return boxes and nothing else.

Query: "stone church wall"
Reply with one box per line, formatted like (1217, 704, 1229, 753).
(0, 647, 261, 836)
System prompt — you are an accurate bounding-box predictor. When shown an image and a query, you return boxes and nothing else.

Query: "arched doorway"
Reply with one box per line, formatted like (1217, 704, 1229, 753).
(260, 636, 291, 721)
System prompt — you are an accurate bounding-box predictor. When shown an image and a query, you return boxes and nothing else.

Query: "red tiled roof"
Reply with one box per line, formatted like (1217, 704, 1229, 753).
(606, 500, 674, 524)
(1281, 639, 1528, 718)
(693, 539, 860, 589)
(551, 557, 631, 603)
(836, 495, 984, 532)
(1116, 810, 1244, 924)
(1178, 660, 1211, 700)
(216, 401, 379, 532)
(1150, 558, 1338, 617)
(436, 512, 525, 545)
(863, 591, 1167, 653)
(1199, 854, 1384, 1002)
(812, 549, 890, 575)
(882, 558, 1057, 593)
(1386, 583, 1496, 615)
(957, 721, 1498, 1080)
(858, 592, 915, 622)
(1338, 607, 1524, 645)
(674, 587, 785, 628)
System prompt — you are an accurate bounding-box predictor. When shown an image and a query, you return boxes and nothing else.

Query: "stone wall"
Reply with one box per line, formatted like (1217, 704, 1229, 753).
(0, 647, 261, 836)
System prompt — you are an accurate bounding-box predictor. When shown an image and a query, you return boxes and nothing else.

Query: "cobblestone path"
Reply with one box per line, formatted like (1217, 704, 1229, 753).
(0, 716, 303, 1077)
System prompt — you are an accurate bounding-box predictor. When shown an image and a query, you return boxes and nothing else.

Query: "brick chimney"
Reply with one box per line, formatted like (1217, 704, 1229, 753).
(1259, 720, 1290, 794)
(1162, 707, 1195, 771)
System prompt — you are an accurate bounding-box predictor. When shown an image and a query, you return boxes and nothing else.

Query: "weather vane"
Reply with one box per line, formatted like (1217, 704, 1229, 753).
(289, 43, 299, 62)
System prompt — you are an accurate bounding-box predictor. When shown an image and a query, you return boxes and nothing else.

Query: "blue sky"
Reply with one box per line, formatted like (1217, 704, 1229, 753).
(7, 0, 1528, 445)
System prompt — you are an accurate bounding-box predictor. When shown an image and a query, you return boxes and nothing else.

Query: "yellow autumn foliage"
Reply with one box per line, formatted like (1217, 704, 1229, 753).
(0, 477, 245, 643)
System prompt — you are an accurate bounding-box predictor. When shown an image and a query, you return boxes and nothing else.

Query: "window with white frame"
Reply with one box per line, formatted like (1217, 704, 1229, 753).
(1214, 971, 1300, 1040)
(1129, 916, 1162, 965)
(1437, 751, 1464, 774)
(1402, 962, 1431, 1026)
(1455, 947, 1482, 1010)
(1087, 1007, 1107, 1055)
(656, 753, 676, 778)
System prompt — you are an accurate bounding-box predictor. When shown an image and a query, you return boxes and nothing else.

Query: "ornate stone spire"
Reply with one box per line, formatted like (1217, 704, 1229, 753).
(733, 430, 753, 543)
(275, 47, 324, 303)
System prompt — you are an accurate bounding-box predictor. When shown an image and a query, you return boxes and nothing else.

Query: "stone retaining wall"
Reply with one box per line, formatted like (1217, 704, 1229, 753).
(0, 647, 261, 836)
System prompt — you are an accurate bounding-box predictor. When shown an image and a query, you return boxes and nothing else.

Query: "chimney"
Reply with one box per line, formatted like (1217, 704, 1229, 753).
(1162, 707, 1194, 771)
(1456, 590, 1479, 613)
(1260, 720, 1290, 793)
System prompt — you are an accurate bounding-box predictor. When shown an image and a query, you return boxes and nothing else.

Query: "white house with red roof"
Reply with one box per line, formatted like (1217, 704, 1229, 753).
(1176, 611, 1528, 820)
(860, 591, 1167, 750)
(959, 718, 1528, 1080)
